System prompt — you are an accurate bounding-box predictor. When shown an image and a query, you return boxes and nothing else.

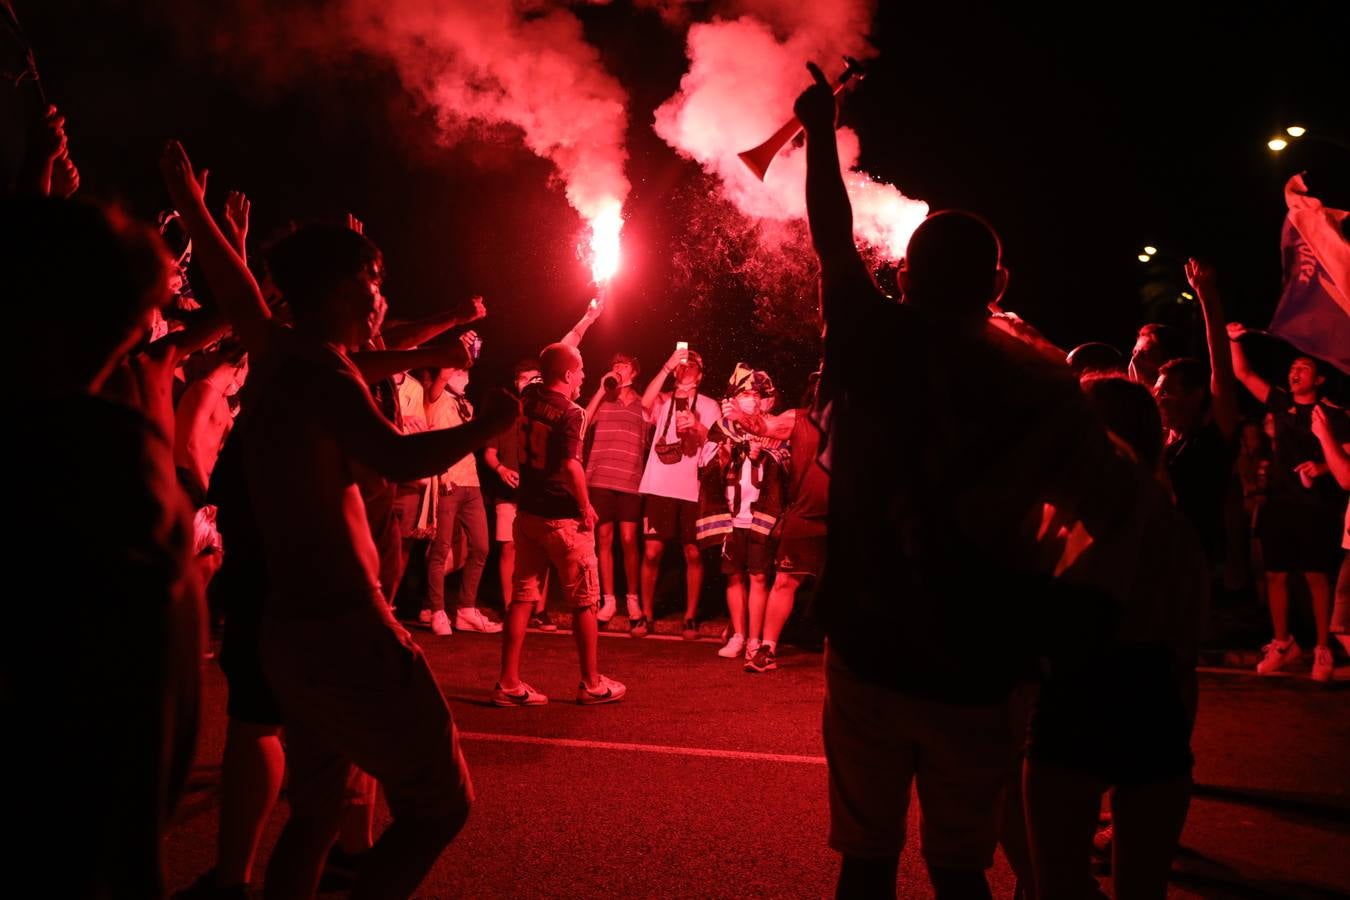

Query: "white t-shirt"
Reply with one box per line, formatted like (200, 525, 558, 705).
(425, 390, 479, 488)
(395, 375, 425, 433)
(638, 392, 721, 503)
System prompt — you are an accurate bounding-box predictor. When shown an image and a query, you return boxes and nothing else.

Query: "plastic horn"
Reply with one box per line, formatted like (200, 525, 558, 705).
(737, 56, 865, 181)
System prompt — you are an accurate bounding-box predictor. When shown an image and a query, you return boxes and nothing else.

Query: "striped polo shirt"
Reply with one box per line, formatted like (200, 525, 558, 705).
(585, 394, 648, 494)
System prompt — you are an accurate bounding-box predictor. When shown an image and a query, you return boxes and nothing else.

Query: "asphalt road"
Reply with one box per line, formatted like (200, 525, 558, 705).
(163, 627, 1350, 898)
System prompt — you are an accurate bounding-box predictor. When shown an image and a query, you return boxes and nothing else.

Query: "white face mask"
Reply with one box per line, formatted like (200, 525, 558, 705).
(735, 395, 759, 414)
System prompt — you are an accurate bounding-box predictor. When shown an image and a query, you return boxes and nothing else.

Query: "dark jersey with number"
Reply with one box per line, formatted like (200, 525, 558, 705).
(1265, 386, 1349, 507)
(517, 383, 586, 519)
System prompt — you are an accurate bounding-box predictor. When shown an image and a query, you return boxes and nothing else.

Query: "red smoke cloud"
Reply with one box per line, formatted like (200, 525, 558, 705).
(153, 0, 633, 283)
(341, 1, 629, 275)
(653, 1, 927, 259)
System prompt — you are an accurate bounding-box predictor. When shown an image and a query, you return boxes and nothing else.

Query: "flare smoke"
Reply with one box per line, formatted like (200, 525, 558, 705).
(653, 2, 927, 259)
(341, 0, 630, 272)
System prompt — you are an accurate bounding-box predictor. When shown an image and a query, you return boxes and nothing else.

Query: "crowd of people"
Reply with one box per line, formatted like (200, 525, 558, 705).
(5, 13, 1348, 900)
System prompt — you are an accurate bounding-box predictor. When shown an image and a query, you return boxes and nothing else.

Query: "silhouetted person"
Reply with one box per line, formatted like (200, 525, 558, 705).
(1025, 376, 1206, 899)
(796, 64, 1130, 900)
(159, 141, 515, 899)
(5, 195, 203, 899)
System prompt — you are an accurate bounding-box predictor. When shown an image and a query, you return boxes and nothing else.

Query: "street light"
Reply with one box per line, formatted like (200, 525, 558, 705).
(1138, 253, 1151, 263)
(1268, 125, 1350, 154)
(1144, 245, 1158, 256)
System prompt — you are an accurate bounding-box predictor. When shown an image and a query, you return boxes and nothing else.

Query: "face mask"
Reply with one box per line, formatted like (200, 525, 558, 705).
(736, 395, 758, 414)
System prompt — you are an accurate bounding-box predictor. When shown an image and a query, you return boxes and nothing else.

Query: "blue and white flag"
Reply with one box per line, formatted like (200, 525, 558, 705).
(1269, 173, 1350, 375)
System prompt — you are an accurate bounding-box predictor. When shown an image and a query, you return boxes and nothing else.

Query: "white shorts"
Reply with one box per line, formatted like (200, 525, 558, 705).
(495, 501, 517, 543)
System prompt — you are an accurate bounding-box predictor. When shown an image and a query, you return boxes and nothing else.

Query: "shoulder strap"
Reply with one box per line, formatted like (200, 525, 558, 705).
(660, 393, 677, 439)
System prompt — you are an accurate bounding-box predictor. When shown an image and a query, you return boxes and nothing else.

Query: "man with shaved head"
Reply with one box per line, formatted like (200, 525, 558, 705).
(493, 342, 626, 706)
(796, 63, 1133, 898)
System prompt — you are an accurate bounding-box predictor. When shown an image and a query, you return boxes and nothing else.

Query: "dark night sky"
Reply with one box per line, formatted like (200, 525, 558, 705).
(19, 0, 1349, 396)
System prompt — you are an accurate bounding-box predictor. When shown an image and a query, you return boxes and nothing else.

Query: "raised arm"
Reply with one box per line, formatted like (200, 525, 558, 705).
(795, 62, 871, 325)
(1187, 259, 1239, 439)
(158, 310, 232, 365)
(319, 372, 518, 484)
(380, 296, 486, 350)
(221, 191, 250, 265)
(50, 150, 79, 199)
(19, 104, 66, 196)
(988, 310, 1066, 364)
(1225, 322, 1272, 406)
(560, 296, 605, 349)
(641, 347, 685, 414)
(351, 337, 471, 385)
(721, 403, 797, 441)
(159, 141, 272, 354)
(583, 376, 611, 427)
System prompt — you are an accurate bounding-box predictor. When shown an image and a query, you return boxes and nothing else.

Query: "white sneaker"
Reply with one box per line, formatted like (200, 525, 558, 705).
(1255, 637, 1299, 674)
(718, 633, 746, 658)
(1311, 645, 1334, 683)
(493, 681, 548, 707)
(597, 595, 617, 623)
(745, 638, 761, 661)
(625, 595, 642, 619)
(577, 674, 627, 705)
(418, 608, 432, 625)
(455, 607, 503, 633)
(430, 610, 453, 636)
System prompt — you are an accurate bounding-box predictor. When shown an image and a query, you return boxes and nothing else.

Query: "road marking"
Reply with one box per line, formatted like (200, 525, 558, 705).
(597, 630, 717, 643)
(1197, 665, 1350, 681)
(461, 731, 827, 765)
(522, 627, 721, 643)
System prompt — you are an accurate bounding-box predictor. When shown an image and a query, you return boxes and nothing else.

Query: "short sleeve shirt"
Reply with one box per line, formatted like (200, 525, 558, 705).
(516, 383, 586, 519)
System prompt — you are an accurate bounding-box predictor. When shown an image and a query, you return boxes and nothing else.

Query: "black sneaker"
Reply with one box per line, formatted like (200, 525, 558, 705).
(530, 610, 559, 632)
(745, 645, 777, 673)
